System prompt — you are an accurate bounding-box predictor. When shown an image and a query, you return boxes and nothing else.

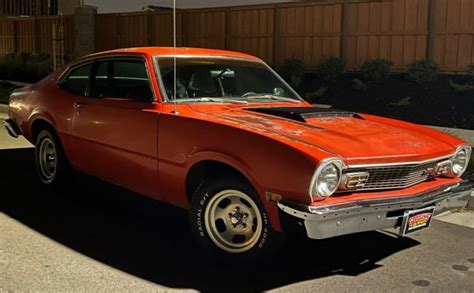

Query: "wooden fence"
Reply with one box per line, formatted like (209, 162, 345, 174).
(2, 0, 474, 72)
(0, 15, 74, 57)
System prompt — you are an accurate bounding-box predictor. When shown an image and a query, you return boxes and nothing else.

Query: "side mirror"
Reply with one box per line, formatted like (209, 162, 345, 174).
(273, 87, 285, 96)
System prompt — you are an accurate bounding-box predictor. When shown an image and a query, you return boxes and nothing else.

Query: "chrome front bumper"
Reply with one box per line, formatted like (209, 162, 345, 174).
(278, 180, 473, 239)
(3, 118, 21, 138)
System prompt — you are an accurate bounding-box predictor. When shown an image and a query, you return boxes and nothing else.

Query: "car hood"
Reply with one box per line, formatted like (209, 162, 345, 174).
(193, 105, 457, 166)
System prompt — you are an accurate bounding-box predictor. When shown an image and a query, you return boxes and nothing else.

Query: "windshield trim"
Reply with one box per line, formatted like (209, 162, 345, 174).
(153, 55, 304, 104)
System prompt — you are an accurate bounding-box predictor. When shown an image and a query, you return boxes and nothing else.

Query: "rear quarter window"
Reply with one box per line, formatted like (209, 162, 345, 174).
(61, 63, 93, 95)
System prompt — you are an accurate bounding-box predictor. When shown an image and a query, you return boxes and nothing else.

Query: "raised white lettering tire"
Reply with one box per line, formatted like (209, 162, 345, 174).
(189, 176, 283, 261)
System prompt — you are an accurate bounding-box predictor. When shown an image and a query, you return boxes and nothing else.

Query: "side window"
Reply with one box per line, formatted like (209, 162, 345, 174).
(112, 60, 153, 101)
(61, 63, 93, 95)
(90, 59, 153, 101)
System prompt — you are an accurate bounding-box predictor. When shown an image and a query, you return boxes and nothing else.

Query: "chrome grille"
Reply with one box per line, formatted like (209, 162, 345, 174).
(344, 160, 442, 191)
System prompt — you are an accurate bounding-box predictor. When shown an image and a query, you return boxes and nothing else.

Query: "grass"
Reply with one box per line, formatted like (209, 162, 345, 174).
(0, 82, 17, 105)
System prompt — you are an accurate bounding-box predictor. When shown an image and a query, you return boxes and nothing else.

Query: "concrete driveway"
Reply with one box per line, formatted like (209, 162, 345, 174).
(1, 112, 474, 292)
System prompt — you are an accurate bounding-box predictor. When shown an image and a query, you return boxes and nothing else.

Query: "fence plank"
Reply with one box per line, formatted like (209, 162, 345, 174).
(2, 0, 474, 72)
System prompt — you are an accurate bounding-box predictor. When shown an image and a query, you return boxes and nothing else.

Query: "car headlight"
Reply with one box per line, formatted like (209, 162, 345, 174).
(450, 146, 471, 177)
(309, 158, 343, 201)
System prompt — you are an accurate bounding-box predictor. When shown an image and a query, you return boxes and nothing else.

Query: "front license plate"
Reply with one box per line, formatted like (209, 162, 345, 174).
(400, 206, 435, 236)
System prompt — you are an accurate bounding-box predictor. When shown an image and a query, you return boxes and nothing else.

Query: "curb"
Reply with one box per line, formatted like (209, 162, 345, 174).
(428, 125, 474, 147)
(469, 191, 474, 210)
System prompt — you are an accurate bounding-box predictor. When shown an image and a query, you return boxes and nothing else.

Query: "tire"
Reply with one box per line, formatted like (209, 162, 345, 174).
(189, 176, 284, 261)
(34, 129, 73, 189)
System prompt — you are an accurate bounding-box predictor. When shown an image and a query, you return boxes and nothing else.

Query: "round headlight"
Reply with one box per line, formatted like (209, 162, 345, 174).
(310, 159, 342, 201)
(451, 147, 471, 176)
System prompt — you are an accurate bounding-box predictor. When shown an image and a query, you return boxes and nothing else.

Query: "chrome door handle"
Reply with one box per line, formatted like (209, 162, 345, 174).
(74, 102, 87, 108)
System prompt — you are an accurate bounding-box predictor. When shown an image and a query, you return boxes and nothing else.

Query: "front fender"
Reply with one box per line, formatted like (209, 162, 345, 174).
(157, 112, 325, 231)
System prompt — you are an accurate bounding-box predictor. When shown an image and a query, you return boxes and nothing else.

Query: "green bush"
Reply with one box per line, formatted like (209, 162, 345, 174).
(0, 53, 53, 83)
(467, 64, 474, 83)
(0, 82, 17, 104)
(305, 86, 327, 100)
(360, 58, 393, 82)
(278, 58, 305, 87)
(316, 56, 346, 82)
(352, 78, 368, 91)
(406, 59, 440, 84)
(390, 97, 411, 107)
(449, 80, 474, 94)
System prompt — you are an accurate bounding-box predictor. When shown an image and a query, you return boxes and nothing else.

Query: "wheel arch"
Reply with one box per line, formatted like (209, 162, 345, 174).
(27, 111, 57, 142)
(184, 152, 282, 231)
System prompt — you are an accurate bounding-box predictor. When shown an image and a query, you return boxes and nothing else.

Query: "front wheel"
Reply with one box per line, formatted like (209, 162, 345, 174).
(189, 177, 284, 261)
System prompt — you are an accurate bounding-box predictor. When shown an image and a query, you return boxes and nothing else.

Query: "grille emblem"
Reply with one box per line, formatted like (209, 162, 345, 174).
(344, 172, 370, 189)
(434, 160, 451, 176)
(421, 167, 435, 177)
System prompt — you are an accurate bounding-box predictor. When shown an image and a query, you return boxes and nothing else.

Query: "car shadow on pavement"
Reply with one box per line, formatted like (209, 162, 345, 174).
(0, 148, 420, 292)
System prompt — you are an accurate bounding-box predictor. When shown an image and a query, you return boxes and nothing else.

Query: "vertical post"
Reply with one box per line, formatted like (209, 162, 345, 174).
(35, 0, 40, 16)
(13, 20, 18, 54)
(273, 5, 280, 66)
(59, 17, 64, 67)
(147, 13, 154, 46)
(427, 0, 436, 59)
(74, 5, 97, 57)
(341, 0, 349, 60)
(224, 8, 231, 50)
(34, 18, 40, 53)
(52, 22, 57, 70)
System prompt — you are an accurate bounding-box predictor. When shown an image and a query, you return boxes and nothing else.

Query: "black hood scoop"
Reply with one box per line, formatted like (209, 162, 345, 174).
(244, 106, 361, 123)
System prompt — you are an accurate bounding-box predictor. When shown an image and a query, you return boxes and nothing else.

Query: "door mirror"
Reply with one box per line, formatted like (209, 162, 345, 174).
(273, 87, 285, 96)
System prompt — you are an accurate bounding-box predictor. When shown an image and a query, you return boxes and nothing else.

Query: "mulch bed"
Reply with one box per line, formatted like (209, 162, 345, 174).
(298, 73, 474, 130)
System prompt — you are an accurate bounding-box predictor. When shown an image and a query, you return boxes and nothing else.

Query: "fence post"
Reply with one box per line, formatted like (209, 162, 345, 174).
(147, 13, 154, 46)
(13, 19, 18, 54)
(225, 8, 231, 50)
(74, 5, 97, 57)
(341, 0, 349, 60)
(427, 0, 436, 59)
(52, 23, 57, 69)
(34, 18, 40, 54)
(272, 5, 280, 66)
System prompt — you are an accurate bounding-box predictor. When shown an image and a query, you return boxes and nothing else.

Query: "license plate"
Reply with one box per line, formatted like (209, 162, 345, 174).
(400, 206, 435, 236)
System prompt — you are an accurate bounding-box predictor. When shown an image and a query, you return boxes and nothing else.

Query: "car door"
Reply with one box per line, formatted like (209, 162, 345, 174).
(70, 56, 160, 198)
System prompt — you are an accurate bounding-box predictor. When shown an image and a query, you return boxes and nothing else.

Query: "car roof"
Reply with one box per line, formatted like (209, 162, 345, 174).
(83, 47, 261, 61)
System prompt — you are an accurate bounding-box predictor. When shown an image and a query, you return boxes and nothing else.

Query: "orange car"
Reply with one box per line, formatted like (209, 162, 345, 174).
(4, 47, 473, 259)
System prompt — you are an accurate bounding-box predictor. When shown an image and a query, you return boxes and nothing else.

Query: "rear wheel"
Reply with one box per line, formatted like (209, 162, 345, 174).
(189, 176, 284, 261)
(35, 129, 73, 189)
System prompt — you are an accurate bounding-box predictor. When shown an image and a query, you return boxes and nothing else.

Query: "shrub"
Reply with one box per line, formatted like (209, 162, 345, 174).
(0, 53, 53, 83)
(449, 80, 474, 94)
(352, 78, 368, 91)
(390, 97, 411, 107)
(406, 59, 440, 84)
(0, 82, 17, 104)
(278, 58, 305, 87)
(316, 56, 346, 82)
(467, 64, 474, 83)
(305, 86, 327, 100)
(360, 58, 393, 82)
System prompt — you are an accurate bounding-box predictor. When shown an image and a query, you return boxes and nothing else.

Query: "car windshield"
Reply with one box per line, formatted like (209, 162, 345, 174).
(156, 57, 302, 103)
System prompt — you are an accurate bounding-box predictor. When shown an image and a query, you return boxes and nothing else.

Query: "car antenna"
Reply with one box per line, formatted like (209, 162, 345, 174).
(172, 0, 178, 115)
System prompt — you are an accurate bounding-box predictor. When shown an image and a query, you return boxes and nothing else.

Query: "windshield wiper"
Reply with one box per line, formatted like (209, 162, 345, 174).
(175, 97, 248, 104)
(244, 95, 302, 103)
